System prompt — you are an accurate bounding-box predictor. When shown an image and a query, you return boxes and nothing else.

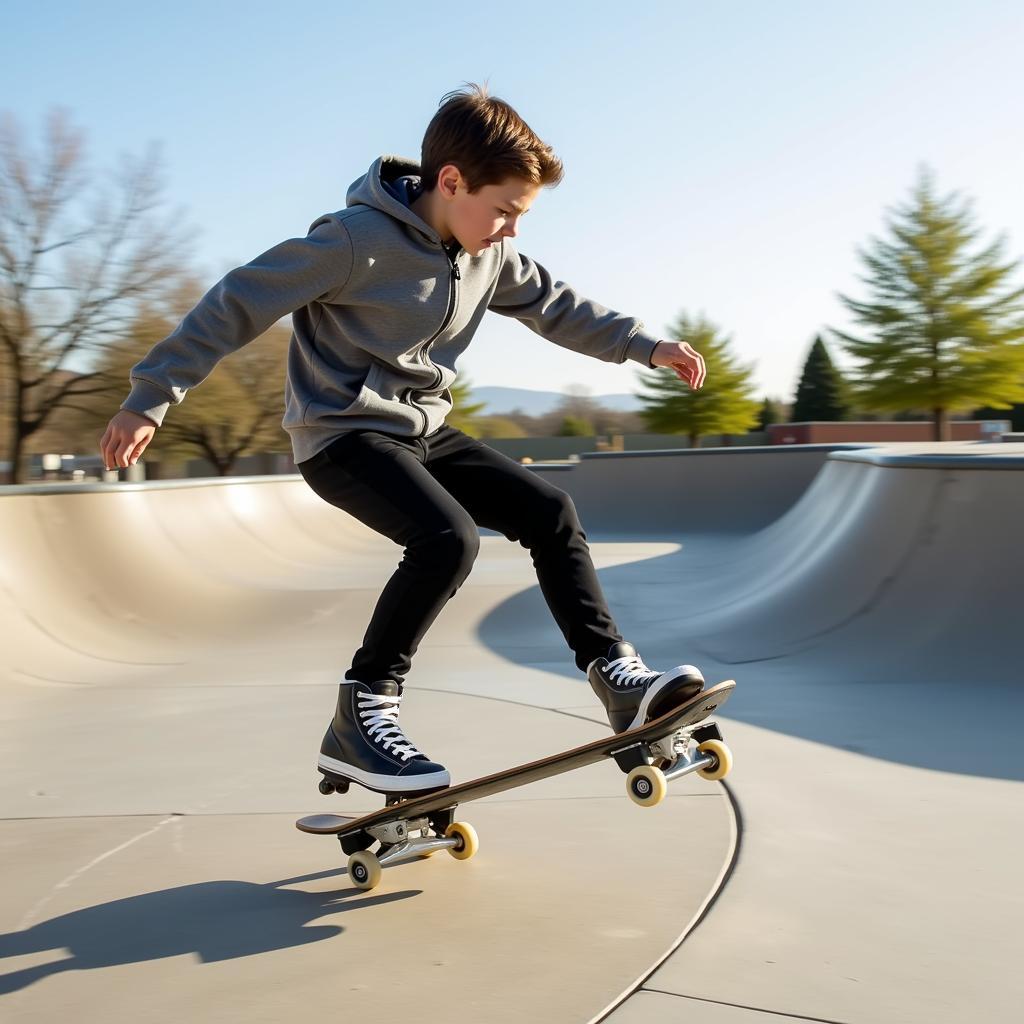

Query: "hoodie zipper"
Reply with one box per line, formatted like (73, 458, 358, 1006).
(404, 242, 461, 435)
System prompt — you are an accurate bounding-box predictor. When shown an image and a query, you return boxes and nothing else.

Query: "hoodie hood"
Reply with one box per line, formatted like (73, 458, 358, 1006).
(346, 155, 453, 248)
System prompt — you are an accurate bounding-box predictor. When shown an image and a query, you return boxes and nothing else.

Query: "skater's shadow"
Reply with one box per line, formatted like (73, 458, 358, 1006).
(0, 868, 416, 994)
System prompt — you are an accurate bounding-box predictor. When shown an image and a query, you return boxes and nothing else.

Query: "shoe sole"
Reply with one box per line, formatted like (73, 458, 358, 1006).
(319, 754, 451, 794)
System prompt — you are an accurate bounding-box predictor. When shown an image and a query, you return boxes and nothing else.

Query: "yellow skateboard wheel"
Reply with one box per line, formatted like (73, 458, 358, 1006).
(347, 850, 382, 890)
(445, 821, 479, 860)
(626, 764, 667, 807)
(696, 739, 733, 781)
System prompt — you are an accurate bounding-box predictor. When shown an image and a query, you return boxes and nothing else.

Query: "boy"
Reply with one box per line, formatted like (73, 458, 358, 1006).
(100, 83, 708, 796)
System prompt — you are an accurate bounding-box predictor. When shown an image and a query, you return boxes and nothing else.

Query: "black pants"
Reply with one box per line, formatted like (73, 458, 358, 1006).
(297, 424, 622, 688)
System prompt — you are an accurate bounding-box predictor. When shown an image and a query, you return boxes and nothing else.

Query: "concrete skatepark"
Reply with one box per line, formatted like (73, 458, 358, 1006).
(1, 440, 1021, 1022)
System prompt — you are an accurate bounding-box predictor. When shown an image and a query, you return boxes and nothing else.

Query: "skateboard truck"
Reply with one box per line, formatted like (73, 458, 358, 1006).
(612, 721, 730, 806)
(366, 817, 462, 868)
(663, 723, 726, 782)
(341, 819, 479, 890)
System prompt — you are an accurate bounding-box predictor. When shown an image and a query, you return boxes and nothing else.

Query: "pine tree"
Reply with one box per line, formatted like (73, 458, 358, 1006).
(757, 397, 785, 430)
(830, 166, 1024, 441)
(791, 335, 851, 422)
(446, 376, 487, 434)
(636, 313, 761, 447)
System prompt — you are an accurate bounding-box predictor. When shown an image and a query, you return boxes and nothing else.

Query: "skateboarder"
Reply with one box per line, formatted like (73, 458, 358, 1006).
(99, 83, 709, 795)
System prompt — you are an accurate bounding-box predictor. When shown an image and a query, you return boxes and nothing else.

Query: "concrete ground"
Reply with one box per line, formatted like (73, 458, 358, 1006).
(1, 441, 1021, 1022)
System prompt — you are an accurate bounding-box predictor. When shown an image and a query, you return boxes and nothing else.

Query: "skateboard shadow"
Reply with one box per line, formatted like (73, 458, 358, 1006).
(0, 869, 418, 994)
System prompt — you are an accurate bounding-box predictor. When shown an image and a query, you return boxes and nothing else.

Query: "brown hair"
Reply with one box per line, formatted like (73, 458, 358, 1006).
(420, 81, 564, 194)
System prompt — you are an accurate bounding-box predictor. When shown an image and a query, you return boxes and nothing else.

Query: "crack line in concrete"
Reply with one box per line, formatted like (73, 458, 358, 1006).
(16, 814, 182, 930)
(641, 989, 852, 1023)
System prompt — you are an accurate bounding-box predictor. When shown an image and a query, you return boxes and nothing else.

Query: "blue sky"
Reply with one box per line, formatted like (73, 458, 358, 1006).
(3, 0, 1023, 404)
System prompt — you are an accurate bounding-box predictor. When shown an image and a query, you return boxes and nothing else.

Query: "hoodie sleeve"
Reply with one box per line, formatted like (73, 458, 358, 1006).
(120, 216, 354, 427)
(487, 240, 660, 368)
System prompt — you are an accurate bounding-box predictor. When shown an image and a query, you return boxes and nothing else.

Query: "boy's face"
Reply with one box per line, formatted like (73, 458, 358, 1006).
(440, 166, 540, 255)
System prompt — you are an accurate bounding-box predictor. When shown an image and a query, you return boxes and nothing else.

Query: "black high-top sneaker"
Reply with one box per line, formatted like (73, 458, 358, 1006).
(588, 641, 705, 734)
(318, 680, 450, 795)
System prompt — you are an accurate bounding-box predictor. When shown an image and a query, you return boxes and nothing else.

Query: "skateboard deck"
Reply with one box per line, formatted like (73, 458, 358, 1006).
(296, 679, 735, 891)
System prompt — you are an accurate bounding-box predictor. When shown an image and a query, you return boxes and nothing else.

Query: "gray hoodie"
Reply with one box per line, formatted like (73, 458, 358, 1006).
(121, 155, 661, 464)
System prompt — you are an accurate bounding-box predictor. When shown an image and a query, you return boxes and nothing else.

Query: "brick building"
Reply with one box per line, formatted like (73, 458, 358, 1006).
(767, 421, 1010, 444)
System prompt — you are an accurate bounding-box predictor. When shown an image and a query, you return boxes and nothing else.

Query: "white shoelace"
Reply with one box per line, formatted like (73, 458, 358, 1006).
(607, 655, 658, 689)
(357, 693, 423, 761)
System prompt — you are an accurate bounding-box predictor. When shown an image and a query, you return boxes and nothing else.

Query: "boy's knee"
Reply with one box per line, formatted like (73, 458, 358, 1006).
(413, 523, 479, 575)
(517, 490, 582, 548)
(543, 489, 579, 529)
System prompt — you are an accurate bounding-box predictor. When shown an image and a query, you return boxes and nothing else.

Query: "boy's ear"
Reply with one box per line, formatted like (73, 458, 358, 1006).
(437, 164, 468, 199)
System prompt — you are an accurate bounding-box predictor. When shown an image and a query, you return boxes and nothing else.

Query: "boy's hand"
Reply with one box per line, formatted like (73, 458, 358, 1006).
(651, 340, 706, 390)
(99, 411, 157, 471)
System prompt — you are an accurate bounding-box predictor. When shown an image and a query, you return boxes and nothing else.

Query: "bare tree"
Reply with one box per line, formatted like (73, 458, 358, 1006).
(153, 322, 293, 475)
(0, 108, 191, 483)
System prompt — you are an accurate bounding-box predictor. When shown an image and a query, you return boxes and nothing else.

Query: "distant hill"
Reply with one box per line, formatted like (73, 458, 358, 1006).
(470, 386, 641, 417)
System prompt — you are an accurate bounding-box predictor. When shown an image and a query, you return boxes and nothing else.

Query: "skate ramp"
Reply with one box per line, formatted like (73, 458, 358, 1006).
(548, 442, 872, 535)
(683, 448, 1023, 677)
(1, 441, 1022, 1022)
(0, 471, 737, 1021)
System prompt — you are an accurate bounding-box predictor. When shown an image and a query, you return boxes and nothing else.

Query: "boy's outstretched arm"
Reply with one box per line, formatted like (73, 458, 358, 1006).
(487, 240, 705, 388)
(100, 216, 354, 470)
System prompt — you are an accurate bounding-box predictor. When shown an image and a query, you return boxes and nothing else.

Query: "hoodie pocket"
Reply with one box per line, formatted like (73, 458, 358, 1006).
(301, 354, 384, 425)
(356, 360, 385, 402)
(332, 361, 390, 421)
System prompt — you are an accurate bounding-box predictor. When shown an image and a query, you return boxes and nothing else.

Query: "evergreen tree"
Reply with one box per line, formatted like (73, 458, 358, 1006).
(791, 335, 850, 422)
(636, 313, 760, 447)
(446, 376, 487, 434)
(757, 396, 785, 430)
(830, 166, 1024, 441)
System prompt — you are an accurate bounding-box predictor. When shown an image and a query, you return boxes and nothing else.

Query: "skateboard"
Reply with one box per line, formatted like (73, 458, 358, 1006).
(296, 679, 735, 891)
